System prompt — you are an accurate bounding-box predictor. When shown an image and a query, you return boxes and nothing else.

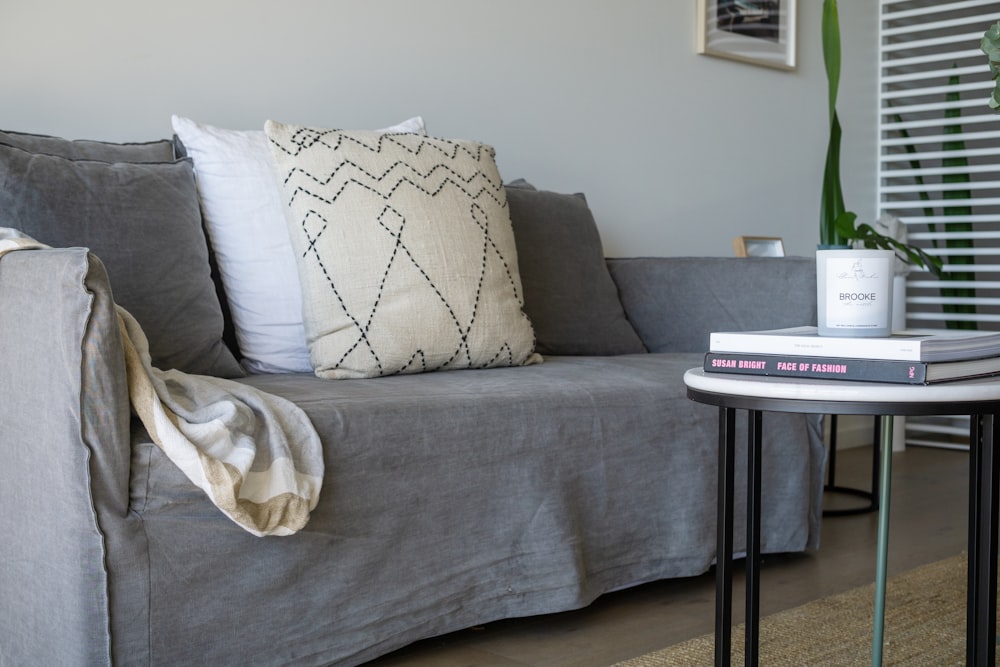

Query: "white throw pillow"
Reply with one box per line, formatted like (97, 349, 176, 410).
(265, 120, 541, 379)
(171, 114, 426, 374)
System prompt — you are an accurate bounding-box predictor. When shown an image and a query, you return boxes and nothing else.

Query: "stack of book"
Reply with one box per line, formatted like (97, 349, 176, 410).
(705, 325, 1000, 385)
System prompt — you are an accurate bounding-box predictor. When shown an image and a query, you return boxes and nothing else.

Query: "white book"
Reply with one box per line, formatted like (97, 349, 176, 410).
(708, 325, 1000, 363)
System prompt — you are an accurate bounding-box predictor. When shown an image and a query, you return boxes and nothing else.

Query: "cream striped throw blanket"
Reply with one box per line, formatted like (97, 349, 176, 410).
(1, 229, 323, 536)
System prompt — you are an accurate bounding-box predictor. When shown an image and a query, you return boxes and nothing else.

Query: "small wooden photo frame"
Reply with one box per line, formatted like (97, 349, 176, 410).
(734, 236, 785, 257)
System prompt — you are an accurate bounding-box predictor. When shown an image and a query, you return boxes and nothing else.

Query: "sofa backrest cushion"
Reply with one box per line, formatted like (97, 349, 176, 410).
(0, 141, 244, 378)
(265, 121, 541, 379)
(607, 256, 818, 353)
(0, 129, 174, 162)
(505, 181, 646, 356)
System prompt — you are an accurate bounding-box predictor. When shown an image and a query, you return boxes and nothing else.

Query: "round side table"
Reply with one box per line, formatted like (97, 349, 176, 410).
(683, 368, 1000, 667)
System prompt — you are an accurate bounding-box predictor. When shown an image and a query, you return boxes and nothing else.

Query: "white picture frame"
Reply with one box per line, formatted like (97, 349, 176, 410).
(696, 0, 797, 71)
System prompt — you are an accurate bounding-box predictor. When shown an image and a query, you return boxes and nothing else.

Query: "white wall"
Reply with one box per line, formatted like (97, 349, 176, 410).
(0, 0, 877, 258)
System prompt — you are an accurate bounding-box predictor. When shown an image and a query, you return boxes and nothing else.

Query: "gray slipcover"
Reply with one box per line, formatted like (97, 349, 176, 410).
(0, 248, 823, 666)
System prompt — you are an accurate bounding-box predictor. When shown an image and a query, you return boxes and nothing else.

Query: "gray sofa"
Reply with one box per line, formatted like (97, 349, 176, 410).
(0, 129, 824, 666)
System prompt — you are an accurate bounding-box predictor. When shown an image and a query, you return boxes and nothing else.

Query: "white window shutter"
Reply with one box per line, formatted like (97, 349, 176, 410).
(878, 0, 1000, 448)
(879, 0, 1000, 328)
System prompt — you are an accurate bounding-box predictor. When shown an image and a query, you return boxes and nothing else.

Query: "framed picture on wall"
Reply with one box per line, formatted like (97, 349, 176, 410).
(733, 236, 785, 257)
(696, 0, 797, 71)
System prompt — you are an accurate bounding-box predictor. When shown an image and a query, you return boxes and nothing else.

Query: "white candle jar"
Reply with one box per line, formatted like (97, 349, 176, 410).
(816, 248, 895, 337)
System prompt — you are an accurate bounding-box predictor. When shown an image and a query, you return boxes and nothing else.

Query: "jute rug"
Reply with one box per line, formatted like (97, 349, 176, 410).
(614, 553, 987, 666)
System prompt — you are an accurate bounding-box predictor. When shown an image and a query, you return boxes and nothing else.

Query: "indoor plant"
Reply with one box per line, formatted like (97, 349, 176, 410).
(818, 0, 942, 276)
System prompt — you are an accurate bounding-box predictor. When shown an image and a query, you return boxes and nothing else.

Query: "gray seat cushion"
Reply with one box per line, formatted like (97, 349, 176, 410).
(127, 354, 822, 665)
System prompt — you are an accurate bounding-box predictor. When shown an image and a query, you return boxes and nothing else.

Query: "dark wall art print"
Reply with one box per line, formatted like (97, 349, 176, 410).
(696, 0, 797, 70)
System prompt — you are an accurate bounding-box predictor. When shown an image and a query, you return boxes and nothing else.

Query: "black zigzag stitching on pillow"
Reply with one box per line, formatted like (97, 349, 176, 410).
(297, 207, 386, 375)
(270, 127, 495, 166)
(280, 159, 507, 214)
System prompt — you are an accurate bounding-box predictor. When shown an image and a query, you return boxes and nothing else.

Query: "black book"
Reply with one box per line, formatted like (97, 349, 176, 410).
(703, 351, 1000, 385)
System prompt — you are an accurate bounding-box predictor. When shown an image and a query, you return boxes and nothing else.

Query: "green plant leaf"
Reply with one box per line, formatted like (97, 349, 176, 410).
(836, 216, 944, 277)
(940, 70, 977, 328)
(885, 69, 978, 328)
(833, 211, 857, 239)
(820, 111, 847, 246)
(819, 0, 847, 247)
(822, 0, 841, 123)
(887, 103, 934, 219)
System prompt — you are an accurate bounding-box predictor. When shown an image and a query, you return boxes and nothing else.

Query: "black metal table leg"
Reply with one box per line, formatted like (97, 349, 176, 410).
(716, 406, 736, 667)
(967, 412, 999, 666)
(824, 415, 881, 516)
(967, 415, 981, 667)
(745, 410, 763, 667)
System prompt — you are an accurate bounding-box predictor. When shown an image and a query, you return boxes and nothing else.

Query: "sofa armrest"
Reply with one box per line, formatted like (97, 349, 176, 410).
(607, 256, 817, 353)
(0, 247, 133, 665)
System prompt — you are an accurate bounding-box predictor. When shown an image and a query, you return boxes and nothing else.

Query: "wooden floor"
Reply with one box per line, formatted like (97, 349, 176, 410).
(366, 444, 971, 666)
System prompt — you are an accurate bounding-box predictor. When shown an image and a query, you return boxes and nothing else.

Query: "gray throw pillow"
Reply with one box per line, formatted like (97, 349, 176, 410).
(0, 142, 243, 378)
(505, 181, 645, 356)
(0, 129, 175, 162)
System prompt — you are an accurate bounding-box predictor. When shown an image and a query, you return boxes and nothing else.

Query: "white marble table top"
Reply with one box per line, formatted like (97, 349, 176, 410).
(684, 367, 1000, 405)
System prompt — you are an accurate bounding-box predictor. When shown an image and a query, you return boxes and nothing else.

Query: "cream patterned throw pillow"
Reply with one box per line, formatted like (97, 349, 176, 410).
(265, 120, 541, 379)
